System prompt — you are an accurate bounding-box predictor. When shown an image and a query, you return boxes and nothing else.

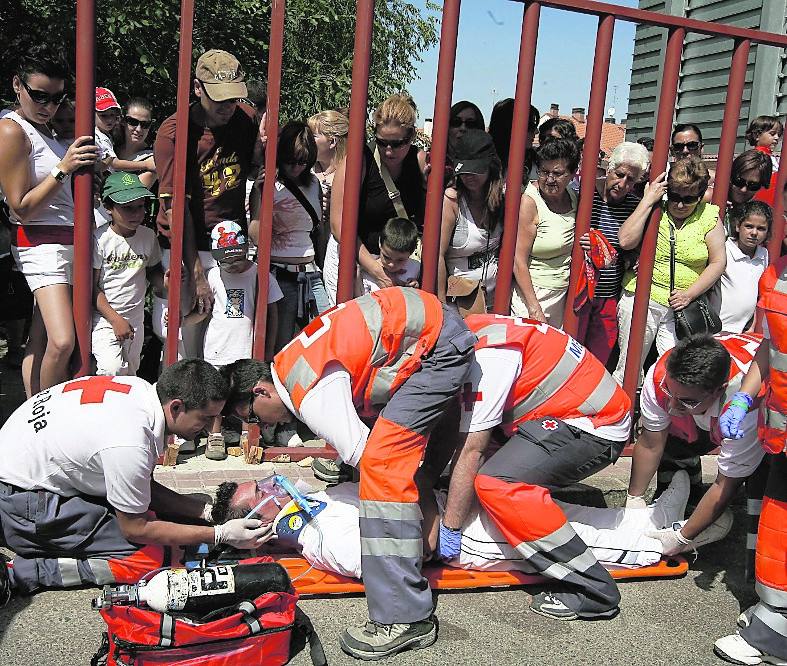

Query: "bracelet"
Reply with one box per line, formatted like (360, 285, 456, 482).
(730, 392, 754, 411)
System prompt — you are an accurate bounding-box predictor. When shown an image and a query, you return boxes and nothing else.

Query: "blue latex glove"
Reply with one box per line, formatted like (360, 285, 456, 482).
(720, 392, 753, 440)
(438, 521, 462, 560)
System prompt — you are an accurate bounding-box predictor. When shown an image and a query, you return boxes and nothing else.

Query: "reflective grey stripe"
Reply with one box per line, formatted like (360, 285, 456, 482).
(360, 500, 422, 522)
(541, 547, 599, 580)
(747, 499, 763, 514)
(577, 372, 619, 417)
(361, 537, 422, 559)
(763, 406, 787, 431)
(770, 348, 787, 374)
(756, 581, 787, 608)
(283, 356, 319, 397)
(159, 614, 175, 647)
(87, 558, 115, 585)
(58, 559, 81, 587)
(369, 353, 410, 406)
(504, 348, 579, 422)
(238, 601, 256, 615)
(514, 522, 576, 561)
(474, 323, 509, 345)
(752, 602, 787, 635)
(356, 294, 386, 365)
(747, 533, 758, 549)
(243, 616, 263, 635)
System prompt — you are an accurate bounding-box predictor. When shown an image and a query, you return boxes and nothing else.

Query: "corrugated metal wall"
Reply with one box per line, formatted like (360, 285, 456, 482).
(627, 0, 787, 155)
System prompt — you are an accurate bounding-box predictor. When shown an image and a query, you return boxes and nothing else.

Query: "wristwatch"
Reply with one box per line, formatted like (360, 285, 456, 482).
(50, 165, 68, 182)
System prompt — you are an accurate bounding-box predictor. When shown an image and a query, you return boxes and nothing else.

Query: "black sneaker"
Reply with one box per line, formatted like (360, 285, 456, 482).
(0, 554, 13, 608)
(339, 617, 437, 660)
(529, 592, 579, 620)
(312, 457, 353, 484)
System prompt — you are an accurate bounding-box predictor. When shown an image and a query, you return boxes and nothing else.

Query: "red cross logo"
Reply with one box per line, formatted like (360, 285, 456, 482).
(63, 376, 132, 404)
(461, 382, 483, 411)
(542, 419, 559, 431)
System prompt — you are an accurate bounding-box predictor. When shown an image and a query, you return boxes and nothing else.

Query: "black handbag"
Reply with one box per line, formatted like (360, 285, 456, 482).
(668, 222, 721, 340)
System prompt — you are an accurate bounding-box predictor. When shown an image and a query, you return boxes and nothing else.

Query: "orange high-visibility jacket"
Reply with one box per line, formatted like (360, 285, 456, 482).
(274, 287, 444, 417)
(652, 332, 762, 445)
(757, 256, 787, 454)
(466, 314, 630, 436)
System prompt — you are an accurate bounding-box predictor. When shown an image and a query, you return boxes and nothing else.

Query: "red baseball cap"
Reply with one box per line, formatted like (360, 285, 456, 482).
(95, 87, 120, 112)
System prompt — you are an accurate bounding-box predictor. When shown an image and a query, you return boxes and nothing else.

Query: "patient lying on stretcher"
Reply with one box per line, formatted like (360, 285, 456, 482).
(210, 471, 693, 579)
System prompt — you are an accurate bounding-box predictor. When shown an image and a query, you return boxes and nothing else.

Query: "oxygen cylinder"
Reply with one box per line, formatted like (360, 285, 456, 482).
(94, 564, 291, 615)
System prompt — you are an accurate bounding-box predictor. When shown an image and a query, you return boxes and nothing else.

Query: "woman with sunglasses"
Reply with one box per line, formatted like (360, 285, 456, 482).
(0, 46, 98, 397)
(329, 94, 427, 293)
(488, 98, 540, 180)
(511, 138, 580, 328)
(115, 97, 156, 189)
(613, 156, 726, 385)
(268, 121, 330, 352)
(448, 101, 485, 147)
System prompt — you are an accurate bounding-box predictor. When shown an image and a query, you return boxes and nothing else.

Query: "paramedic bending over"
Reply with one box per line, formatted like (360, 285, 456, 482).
(0, 45, 97, 396)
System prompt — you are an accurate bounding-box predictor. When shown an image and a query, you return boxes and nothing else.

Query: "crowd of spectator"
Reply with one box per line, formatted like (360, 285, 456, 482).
(0, 42, 785, 457)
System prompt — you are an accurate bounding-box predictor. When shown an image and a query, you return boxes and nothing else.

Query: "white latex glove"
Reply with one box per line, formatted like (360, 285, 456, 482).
(625, 494, 648, 510)
(214, 519, 274, 549)
(646, 526, 692, 556)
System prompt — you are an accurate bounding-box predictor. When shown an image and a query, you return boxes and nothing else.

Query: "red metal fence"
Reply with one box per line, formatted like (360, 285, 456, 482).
(70, 0, 787, 458)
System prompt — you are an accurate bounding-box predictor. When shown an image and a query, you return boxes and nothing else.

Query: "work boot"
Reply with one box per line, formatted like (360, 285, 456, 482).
(0, 555, 13, 608)
(339, 617, 437, 660)
(714, 633, 787, 665)
(312, 457, 354, 485)
(648, 470, 690, 529)
(205, 433, 227, 461)
(529, 592, 579, 621)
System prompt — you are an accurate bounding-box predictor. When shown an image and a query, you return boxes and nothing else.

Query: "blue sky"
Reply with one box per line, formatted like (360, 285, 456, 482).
(408, 0, 639, 125)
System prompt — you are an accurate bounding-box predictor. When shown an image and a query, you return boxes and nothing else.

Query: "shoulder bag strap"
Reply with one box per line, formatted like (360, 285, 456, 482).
(280, 174, 321, 231)
(668, 222, 676, 295)
(373, 144, 410, 220)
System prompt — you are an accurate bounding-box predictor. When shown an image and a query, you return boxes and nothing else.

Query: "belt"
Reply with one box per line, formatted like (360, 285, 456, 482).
(272, 262, 313, 273)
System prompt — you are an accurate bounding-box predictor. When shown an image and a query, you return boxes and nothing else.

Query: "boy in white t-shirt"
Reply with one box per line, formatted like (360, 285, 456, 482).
(360, 217, 421, 294)
(92, 172, 165, 375)
(184, 221, 283, 459)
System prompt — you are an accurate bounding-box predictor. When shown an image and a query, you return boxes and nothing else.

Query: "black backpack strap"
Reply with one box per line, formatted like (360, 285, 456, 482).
(294, 606, 328, 666)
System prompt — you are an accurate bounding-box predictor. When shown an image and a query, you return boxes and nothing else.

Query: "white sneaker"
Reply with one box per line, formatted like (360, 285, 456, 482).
(714, 633, 787, 665)
(738, 607, 754, 629)
(649, 470, 690, 529)
(691, 508, 734, 549)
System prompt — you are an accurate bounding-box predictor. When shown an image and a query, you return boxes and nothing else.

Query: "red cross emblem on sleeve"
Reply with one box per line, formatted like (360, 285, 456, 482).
(541, 419, 559, 431)
(63, 376, 132, 404)
(461, 382, 483, 411)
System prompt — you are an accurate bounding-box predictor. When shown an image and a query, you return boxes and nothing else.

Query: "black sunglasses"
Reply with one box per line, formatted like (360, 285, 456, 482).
(666, 191, 701, 205)
(21, 79, 68, 106)
(730, 175, 763, 192)
(125, 115, 152, 130)
(449, 117, 482, 129)
(671, 141, 701, 152)
(376, 135, 412, 150)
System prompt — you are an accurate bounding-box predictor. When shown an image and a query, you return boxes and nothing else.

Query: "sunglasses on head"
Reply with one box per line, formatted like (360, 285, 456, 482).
(730, 175, 762, 192)
(376, 135, 411, 150)
(21, 79, 68, 106)
(666, 191, 701, 205)
(671, 141, 701, 152)
(449, 117, 482, 129)
(125, 115, 152, 129)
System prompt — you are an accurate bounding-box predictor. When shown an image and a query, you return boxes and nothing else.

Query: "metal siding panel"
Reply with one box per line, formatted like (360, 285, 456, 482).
(687, 1, 763, 23)
(681, 68, 754, 91)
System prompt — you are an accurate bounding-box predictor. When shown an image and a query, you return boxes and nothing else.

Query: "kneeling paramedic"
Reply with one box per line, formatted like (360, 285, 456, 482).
(221, 286, 476, 661)
(441, 314, 631, 621)
(0, 360, 271, 605)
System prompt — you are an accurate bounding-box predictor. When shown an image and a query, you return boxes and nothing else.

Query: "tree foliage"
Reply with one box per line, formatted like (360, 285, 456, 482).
(2, 0, 438, 121)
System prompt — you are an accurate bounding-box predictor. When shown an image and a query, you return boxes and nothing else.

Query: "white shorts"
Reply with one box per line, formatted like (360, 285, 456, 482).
(12, 243, 73, 291)
(91, 314, 144, 376)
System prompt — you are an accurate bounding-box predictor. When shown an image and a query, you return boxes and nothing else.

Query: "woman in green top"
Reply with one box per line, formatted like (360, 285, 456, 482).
(612, 155, 727, 385)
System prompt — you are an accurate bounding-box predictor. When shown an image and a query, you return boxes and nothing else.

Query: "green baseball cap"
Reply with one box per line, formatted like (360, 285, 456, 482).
(101, 172, 155, 205)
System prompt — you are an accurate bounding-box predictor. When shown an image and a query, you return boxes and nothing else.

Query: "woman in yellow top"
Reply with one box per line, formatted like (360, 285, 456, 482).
(612, 156, 727, 384)
(511, 138, 580, 328)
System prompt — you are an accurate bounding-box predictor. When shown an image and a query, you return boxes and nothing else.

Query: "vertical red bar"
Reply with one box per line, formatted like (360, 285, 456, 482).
(164, 0, 195, 367)
(493, 1, 541, 314)
(711, 38, 751, 219)
(562, 13, 615, 335)
(421, 0, 462, 294)
(337, 0, 376, 304)
(252, 0, 286, 359)
(622, 27, 685, 400)
(767, 117, 787, 261)
(72, 0, 96, 376)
